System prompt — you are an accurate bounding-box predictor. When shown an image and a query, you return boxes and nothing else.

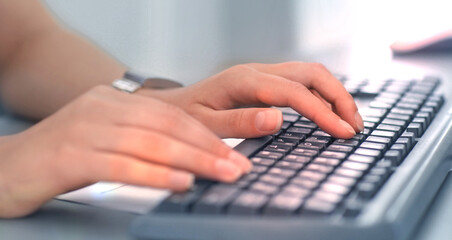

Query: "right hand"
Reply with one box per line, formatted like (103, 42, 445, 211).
(0, 86, 250, 218)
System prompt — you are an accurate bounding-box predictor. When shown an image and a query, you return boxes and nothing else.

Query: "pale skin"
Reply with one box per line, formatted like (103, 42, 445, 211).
(0, 0, 364, 218)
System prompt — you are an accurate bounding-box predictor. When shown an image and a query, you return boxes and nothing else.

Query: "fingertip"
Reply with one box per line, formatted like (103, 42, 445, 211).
(255, 109, 282, 133)
(355, 111, 364, 132)
(169, 171, 194, 191)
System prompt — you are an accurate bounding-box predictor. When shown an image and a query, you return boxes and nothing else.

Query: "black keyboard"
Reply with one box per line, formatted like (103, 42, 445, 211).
(130, 76, 445, 240)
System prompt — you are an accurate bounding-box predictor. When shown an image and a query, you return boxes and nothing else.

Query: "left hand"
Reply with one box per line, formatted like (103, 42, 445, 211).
(138, 62, 364, 139)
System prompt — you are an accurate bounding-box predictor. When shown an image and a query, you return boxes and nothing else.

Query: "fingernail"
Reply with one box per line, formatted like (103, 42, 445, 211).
(339, 119, 356, 135)
(228, 151, 252, 173)
(215, 159, 242, 181)
(255, 110, 282, 132)
(355, 111, 364, 132)
(170, 171, 194, 190)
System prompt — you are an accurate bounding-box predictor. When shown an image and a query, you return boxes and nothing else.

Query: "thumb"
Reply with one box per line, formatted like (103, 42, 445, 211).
(202, 108, 283, 138)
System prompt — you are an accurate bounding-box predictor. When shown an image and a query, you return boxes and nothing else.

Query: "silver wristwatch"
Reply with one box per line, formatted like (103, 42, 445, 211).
(112, 71, 183, 93)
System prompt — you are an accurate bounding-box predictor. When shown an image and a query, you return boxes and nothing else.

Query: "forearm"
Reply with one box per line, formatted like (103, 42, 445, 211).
(0, 2, 126, 119)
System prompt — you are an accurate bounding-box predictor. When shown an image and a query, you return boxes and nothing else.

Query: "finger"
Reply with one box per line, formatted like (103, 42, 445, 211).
(99, 127, 245, 182)
(224, 70, 356, 138)
(310, 89, 332, 110)
(196, 106, 282, 138)
(92, 152, 194, 191)
(247, 62, 364, 132)
(95, 90, 251, 172)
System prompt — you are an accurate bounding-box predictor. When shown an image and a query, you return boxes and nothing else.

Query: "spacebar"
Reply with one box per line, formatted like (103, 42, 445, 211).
(233, 136, 273, 157)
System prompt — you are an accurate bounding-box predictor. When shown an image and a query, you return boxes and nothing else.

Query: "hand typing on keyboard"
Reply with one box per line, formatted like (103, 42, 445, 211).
(0, 1, 363, 220)
(140, 62, 364, 139)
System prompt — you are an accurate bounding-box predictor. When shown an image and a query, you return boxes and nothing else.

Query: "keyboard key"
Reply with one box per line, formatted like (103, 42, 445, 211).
(249, 182, 279, 195)
(267, 168, 297, 178)
(381, 118, 407, 128)
(275, 137, 299, 144)
(347, 154, 376, 164)
(319, 151, 347, 160)
(281, 121, 291, 130)
(306, 136, 331, 145)
(376, 124, 402, 135)
(341, 161, 370, 172)
(287, 127, 313, 135)
(264, 194, 303, 215)
(327, 144, 354, 153)
(312, 157, 341, 167)
(406, 123, 422, 137)
(371, 130, 396, 142)
(312, 191, 343, 204)
(156, 181, 211, 213)
(274, 161, 304, 171)
(192, 185, 240, 214)
(283, 154, 311, 163)
(280, 132, 306, 141)
(321, 182, 350, 195)
(290, 177, 319, 190)
(386, 113, 411, 121)
(395, 137, 412, 151)
(251, 165, 268, 174)
(305, 163, 334, 174)
(292, 148, 319, 157)
(259, 175, 287, 186)
(256, 151, 283, 160)
(298, 170, 327, 182)
(335, 167, 364, 179)
(327, 174, 357, 187)
(360, 141, 386, 151)
(354, 148, 381, 158)
(311, 130, 332, 138)
(228, 192, 269, 215)
(383, 150, 402, 165)
(293, 121, 317, 129)
(281, 185, 311, 198)
(334, 139, 360, 147)
(251, 157, 275, 167)
(298, 141, 326, 151)
(302, 199, 336, 215)
(282, 114, 299, 122)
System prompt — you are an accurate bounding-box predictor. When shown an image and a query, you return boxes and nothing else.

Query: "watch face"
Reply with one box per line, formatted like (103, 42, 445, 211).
(111, 79, 142, 93)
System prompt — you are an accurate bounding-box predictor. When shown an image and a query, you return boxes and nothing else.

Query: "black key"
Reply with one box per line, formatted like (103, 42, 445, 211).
(281, 121, 291, 130)
(290, 177, 319, 190)
(376, 124, 402, 135)
(343, 199, 364, 217)
(366, 135, 391, 146)
(264, 143, 292, 153)
(305, 163, 334, 174)
(259, 174, 287, 186)
(283, 114, 299, 122)
(390, 107, 415, 116)
(406, 123, 422, 137)
(341, 161, 370, 172)
(292, 148, 319, 157)
(360, 141, 386, 151)
(256, 151, 283, 160)
(311, 191, 343, 204)
(327, 144, 354, 153)
(334, 139, 360, 147)
(293, 121, 317, 129)
(390, 143, 407, 158)
(264, 194, 303, 215)
(371, 130, 396, 142)
(352, 133, 367, 141)
(335, 167, 363, 179)
(287, 127, 313, 135)
(280, 132, 307, 141)
(347, 154, 376, 164)
(298, 170, 327, 182)
(401, 131, 416, 146)
(327, 174, 357, 187)
(298, 141, 326, 151)
(155, 182, 210, 213)
(354, 147, 381, 158)
(306, 136, 331, 145)
(192, 185, 240, 214)
(312, 157, 341, 167)
(275, 137, 299, 144)
(283, 154, 311, 163)
(235, 136, 272, 157)
(239, 173, 259, 182)
(357, 182, 378, 199)
(267, 167, 297, 178)
(249, 182, 279, 195)
(319, 151, 347, 160)
(281, 185, 311, 198)
(321, 182, 350, 195)
(251, 165, 268, 174)
(386, 113, 411, 121)
(383, 150, 402, 165)
(381, 118, 407, 128)
(274, 161, 304, 171)
(228, 192, 269, 215)
(302, 199, 336, 215)
(311, 130, 332, 138)
(395, 137, 412, 151)
(251, 157, 275, 167)
(412, 117, 427, 133)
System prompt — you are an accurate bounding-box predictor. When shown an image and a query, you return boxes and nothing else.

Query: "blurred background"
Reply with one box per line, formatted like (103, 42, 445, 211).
(43, 0, 452, 85)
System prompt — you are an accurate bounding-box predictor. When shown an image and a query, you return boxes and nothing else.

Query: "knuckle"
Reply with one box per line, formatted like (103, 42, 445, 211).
(227, 110, 245, 131)
(310, 62, 328, 72)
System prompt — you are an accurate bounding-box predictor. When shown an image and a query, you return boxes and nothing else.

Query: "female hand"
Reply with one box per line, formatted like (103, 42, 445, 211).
(0, 86, 250, 218)
(140, 62, 364, 139)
